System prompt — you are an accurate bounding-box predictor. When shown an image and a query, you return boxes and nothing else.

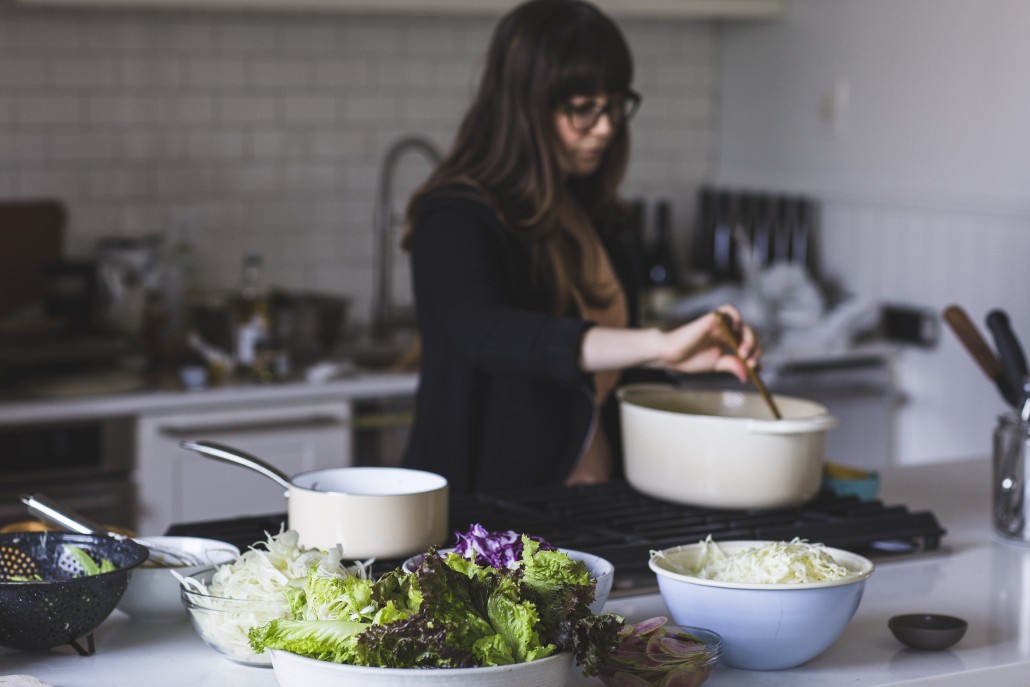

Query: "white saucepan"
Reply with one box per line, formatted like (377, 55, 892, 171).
(179, 440, 448, 559)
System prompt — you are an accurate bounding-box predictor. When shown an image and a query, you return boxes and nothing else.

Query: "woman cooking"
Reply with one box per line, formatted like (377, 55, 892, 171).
(402, 0, 761, 492)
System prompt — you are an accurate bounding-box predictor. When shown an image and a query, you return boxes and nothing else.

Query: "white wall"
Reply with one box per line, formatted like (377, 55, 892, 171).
(716, 0, 1030, 464)
(0, 5, 718, 322)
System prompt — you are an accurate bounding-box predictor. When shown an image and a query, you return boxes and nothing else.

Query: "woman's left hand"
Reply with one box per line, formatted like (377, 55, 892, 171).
(656, 305, 762, 383)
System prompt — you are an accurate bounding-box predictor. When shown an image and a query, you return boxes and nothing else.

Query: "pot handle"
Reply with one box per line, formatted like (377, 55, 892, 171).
(747, 416, 838, 434)
(179, 439, 294, 491)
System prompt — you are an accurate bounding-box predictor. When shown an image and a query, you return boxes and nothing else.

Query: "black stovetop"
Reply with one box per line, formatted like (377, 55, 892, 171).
(166, 480, 946, 594)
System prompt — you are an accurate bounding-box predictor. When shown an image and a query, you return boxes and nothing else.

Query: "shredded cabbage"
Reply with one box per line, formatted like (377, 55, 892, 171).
(176, 530, 369, 663)
(452, 524, 555, 569)
(656, 536, 855, 584)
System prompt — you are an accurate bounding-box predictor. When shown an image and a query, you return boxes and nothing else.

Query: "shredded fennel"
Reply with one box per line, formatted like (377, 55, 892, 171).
(175, 530, 369, 663)
(656, 537, 855, 584)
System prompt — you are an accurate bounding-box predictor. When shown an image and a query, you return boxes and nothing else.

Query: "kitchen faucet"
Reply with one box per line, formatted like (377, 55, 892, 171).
(370, 135, 442, 341)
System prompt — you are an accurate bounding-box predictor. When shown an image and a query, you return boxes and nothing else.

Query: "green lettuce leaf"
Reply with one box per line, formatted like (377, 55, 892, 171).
(484, 572, 554, 664)
(248, 618, 368, 662)
(517, 537, 594, 651)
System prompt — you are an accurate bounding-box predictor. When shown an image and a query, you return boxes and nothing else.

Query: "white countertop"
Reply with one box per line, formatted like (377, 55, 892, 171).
(0, 371, 419, 426)
(4, 457, 1028, 686)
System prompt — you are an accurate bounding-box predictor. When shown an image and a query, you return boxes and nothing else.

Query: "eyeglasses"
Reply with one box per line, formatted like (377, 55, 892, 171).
(558, 90, 642, 133)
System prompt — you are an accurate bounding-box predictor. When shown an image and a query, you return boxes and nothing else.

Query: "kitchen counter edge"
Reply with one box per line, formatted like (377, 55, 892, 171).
(0, 371, 419, 426)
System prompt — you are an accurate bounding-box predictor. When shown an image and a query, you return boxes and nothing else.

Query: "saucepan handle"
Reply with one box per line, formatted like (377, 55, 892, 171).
(178, 439, 294, 491)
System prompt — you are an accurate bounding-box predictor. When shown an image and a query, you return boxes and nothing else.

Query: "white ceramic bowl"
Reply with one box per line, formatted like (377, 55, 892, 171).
(402, 547, 614, 614)
(270, 648, 573, 687)
(649, 541, 874, 670)
(618, 384, 837, 509)
(117, 536, 240, 623)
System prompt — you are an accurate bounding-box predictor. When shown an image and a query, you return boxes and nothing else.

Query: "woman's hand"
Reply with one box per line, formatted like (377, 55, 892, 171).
(579, 304, 762, 382)
(655, 305, 762, 383)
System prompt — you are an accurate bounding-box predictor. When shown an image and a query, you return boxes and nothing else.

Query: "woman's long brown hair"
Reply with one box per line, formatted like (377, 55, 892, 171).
(404, 0, 634, 314)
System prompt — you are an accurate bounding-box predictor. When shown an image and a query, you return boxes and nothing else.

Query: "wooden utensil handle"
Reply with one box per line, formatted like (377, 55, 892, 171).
(943, 305, 1005, 381)
(714, 311, 782, 420)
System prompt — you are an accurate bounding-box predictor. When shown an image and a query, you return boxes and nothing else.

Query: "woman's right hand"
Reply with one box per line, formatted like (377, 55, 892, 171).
(655, 305, 762, 383)
(579, 304, 762, 381)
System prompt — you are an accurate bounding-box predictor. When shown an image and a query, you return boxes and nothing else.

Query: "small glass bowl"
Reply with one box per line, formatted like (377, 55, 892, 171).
(180, 569, 291, 667)
(597, 619, 722, 687)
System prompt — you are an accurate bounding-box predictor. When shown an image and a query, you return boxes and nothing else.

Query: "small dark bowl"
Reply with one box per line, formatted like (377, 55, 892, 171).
(888, 614, 968, 651)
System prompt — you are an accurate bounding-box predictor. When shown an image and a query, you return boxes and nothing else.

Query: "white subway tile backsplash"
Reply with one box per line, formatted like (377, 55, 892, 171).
(54, 57, 118, 88)
(312, 57, 372, 89)
(338, 21, 405, 56)
(339, 161, 381, 198)
(85, 166, 152, 198)
(4, 16, 83, 51)
(280, 162, 339, 192)
(144, 17, 218, 53)
(16, 94, 83, 125)
(153, 94, 217, 125)
(119, 130, 192, 161)
(339, 93, 401, 123)
(187, 130, 247, 160)
(223, 163, 280, 195)
(278, 23, 341, 54)
(51, 130, 117, 162)
(281, 94, 338, 124)
(309, 128, 369, 160)
(76, 19, 149, 53)
(155, 165, 221, 197)
(250, 58, 313, 89)
(219, 93, 278, 124)
(17, 167, 84, 199)
(0, 132, 49, 162)
(398, 94, 468, 126)
(0, 172, 14, 198)
(184, 57, 249, 89)
(0, 56, 51, 88)
(0, 5, 718, 326)
(251, 128, 310, 159)
(119, 58, 184, 90)
(87, 93, 149, 125)
(428, 58, 479, 91)
(218, 19, 281, 54)
(375, 59, 435, 91)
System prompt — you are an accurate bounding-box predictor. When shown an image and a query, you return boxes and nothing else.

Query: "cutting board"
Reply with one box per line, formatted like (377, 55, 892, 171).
(0, 200, 66, 319)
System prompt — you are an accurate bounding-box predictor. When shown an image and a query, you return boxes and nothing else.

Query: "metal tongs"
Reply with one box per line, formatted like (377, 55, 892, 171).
(21, 493, 204, 567)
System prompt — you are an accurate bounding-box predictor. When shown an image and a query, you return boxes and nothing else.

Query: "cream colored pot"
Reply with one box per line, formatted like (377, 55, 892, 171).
(617, 384, 837, 509)
(179, 441, 448, 559)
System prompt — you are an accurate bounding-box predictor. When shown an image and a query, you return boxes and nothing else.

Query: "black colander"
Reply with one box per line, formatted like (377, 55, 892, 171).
(0, 531, 148, 655)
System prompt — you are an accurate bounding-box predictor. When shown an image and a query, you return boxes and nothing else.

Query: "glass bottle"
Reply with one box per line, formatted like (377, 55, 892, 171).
(233, 253, 270, 378)
(642, 199, 681, 324)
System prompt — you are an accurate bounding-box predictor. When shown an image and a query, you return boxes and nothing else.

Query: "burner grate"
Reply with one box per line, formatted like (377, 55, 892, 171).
(166, 480, 946, 595)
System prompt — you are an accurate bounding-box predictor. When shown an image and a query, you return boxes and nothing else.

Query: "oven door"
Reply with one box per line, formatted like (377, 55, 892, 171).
(0, 417, 136, 531)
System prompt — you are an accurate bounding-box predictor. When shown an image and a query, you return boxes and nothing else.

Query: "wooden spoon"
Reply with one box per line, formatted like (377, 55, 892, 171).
(713, 311, 782, 420)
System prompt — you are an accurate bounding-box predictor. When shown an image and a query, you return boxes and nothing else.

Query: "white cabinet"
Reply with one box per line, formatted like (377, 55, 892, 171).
(134, 399, 351, 536)
(15, 0, 786, 20)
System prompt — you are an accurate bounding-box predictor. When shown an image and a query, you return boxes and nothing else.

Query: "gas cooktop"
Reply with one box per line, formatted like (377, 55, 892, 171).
(166, 480, 946, 595)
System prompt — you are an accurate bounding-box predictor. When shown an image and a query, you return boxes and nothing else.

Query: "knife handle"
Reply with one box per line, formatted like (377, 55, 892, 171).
(987, 309, 1029, 405)
(943, 306, 1006, 381)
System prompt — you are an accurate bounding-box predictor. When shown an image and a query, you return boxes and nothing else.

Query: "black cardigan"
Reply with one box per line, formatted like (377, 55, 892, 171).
(402, 190, 639, 493)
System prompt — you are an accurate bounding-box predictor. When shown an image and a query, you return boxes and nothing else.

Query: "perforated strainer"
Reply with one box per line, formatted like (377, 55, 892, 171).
(0, 531, 148, 655)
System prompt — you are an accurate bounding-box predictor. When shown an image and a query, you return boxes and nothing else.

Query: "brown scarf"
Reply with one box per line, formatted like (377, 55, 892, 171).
(565, 219, 628, 484)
